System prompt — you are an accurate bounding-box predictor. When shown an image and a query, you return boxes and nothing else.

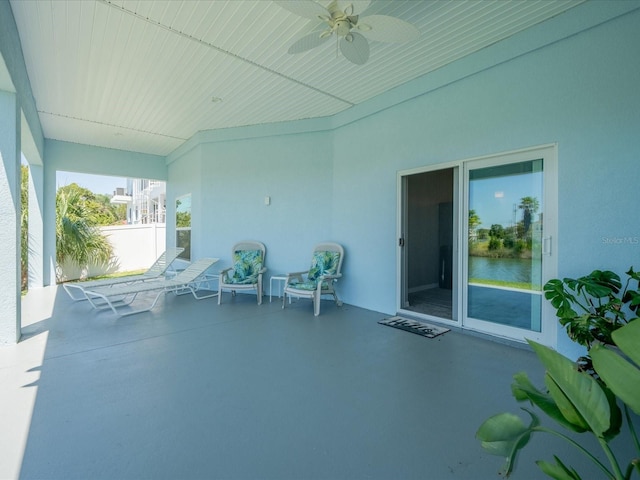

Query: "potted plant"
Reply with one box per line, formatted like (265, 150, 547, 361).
(543, 267, 640, 372)
(476, 267, 640, 479)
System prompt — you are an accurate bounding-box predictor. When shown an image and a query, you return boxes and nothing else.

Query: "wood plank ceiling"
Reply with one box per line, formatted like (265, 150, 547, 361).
(9, 0, 583, 156)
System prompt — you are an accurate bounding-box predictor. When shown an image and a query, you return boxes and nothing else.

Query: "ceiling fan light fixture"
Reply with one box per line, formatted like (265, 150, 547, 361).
(334, 19, 351, 37)
(278, 0, 418, 65)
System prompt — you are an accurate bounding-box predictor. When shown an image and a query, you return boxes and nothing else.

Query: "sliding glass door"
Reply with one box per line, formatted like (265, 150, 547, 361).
(463, 147, 556, 344)
(398, 145, 557, 345)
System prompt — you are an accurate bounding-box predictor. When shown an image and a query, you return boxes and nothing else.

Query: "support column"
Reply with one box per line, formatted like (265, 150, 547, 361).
(43, 159, 57, 285)
(28, 163, 44, 288)
(0, 90, 21, 344)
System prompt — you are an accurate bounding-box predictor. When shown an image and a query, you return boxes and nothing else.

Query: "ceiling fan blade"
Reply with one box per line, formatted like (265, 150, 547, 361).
(274, 1, 329, 20)
(336, 0, 371, 16)
(340, 32, 369, 65)
(357, 15, 420, 43)
(288, 31, 331, 54)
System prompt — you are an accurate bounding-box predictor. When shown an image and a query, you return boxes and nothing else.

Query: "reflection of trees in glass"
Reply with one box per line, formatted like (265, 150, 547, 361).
(468, 209, 481, 243)
(176, 230, 191, 259)
(176, 198, 191, 228)
(472, 195, 540, 257)
(176, 196, 191, 260)
(489, 224, 505, 239)
(488, 224, 504, 250)
(176, 211, 191, 228)
(518, 196, 539, 236)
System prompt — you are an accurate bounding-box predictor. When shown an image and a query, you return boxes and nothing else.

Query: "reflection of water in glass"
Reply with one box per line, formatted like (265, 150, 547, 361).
(469, 256, 541, 285)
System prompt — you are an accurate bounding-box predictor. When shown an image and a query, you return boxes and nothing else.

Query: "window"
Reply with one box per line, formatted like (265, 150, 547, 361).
(176, 194, 191, 261)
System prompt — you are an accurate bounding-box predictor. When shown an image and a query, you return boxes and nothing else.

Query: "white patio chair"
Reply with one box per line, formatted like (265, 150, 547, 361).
(218, 241, 267, 305)
(62, 247, 185, 301)
(282, 243, 344, 316)
(83, 257, 219, 316)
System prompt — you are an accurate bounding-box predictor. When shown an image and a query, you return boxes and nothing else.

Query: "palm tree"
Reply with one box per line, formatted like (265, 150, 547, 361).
(56, 184, 113, 281)
(468, 209, 481, 243)
(518, 196, 539, 236)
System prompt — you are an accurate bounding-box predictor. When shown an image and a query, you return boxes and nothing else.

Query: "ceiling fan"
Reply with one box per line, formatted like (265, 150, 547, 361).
(275, 0, 420, 65)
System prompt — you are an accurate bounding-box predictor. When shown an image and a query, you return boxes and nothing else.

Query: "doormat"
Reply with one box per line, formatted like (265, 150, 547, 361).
(378, 316, 450, 339)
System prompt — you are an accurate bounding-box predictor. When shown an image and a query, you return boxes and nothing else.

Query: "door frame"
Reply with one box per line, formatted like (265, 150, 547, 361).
(397, 144, 558, 347)
(396, 160, 460, 327)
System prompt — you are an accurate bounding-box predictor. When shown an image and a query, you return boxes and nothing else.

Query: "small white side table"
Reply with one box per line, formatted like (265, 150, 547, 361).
(269, 275, 288, 302)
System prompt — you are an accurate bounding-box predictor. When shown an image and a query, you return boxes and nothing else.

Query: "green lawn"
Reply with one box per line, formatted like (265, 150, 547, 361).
(468, 278, 541, 291)
(77, 269, 147, 282)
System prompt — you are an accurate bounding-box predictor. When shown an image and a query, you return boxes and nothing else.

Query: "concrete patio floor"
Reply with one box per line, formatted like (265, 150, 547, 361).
(1, 285, 621, 479)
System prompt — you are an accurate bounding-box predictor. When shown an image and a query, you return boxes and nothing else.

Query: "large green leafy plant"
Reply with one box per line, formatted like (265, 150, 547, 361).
(56, 184, 114, 282)
(544, 268, 640, 350)
(476, 268, 640, 479)
(477, 321, 640, 479)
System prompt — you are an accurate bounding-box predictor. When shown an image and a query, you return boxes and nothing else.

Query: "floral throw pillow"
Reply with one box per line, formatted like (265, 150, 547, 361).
(227, 249, 263, 284)
(307, 250, 340, 282)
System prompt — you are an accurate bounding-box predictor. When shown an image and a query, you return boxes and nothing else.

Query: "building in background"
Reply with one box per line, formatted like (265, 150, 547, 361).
(111, 179, 166, 224)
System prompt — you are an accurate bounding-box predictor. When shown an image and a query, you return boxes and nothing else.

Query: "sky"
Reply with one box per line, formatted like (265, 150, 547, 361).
(469, 172, 543, 228)
(56, 171, 128, 196)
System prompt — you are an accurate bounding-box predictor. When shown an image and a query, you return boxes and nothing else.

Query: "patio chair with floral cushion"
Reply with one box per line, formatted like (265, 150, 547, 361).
(218, 241, 267, 305)
(282, 243, 344, 316)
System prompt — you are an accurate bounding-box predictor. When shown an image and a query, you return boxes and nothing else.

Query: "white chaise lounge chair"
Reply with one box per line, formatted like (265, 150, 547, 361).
(62, 247, 184, 301)
(83, 257, 219, 316)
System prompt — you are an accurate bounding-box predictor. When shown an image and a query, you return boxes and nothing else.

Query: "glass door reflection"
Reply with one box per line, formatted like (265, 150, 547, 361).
(466, 160, 543, 332)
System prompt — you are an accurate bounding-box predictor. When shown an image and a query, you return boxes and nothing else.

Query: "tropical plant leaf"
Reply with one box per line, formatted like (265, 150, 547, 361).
(544, 279, 577, 316)
(574, 270, 621, 298)
(476, 411, 536, 476)
(476, 412, 530, 456)
(627, 266, 640, 280)
(511, 371, 588, 432)
(544, 374, 590, 431)
(528, 341, 611, 437)
(56, 185, 113, 271)
(622, 289, 640, 312)
(601, 382, 622, 441)
(623, 268, 640, 313)
(611, 318, 640, 367)
(559, 313, 597, 347)
(591, 344, 640, 416)
(536, 455, 582, 480)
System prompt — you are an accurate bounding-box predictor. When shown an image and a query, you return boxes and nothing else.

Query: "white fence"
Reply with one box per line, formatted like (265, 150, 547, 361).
(100, 223, 166, 272)
(58, 224, 166, 282)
